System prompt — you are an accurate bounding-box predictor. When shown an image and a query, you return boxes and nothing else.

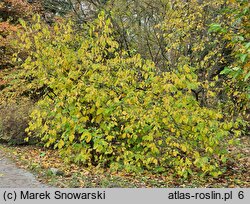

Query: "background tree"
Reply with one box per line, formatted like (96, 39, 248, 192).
(210, 0, 250, 128)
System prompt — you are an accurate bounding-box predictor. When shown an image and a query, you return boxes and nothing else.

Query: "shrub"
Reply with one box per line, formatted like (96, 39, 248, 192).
(16, 13, 238, 177)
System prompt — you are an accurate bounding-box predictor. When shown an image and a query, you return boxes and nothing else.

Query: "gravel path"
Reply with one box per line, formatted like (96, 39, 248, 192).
(0, 150, 49, 188)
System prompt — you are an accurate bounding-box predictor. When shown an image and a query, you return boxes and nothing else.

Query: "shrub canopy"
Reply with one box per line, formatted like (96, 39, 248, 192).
(11, 13, 240, 178)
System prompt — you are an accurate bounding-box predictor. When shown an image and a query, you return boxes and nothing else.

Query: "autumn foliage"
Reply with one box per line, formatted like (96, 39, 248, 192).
(0, 0, 249, 178)
(9, 13, 240, 178)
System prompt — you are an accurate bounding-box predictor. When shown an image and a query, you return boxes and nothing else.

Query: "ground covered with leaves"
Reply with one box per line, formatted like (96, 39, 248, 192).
(0, 136, 249, 188)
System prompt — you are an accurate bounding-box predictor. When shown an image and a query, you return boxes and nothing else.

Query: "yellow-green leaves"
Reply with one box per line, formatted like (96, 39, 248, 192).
(17, 13, 236, 178)
(57, 139, 65, 149)
(80, 131, 92, 143)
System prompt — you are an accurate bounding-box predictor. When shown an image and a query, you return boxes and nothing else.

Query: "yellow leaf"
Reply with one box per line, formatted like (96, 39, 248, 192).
(58, 139, 65, 149)
(69, 134, 75, 142)
(173, 151, 178, 156)
(158, 140, 163, 145)
(106, 135, 114, 141)
(181, 144, 187, 152)
(166, 137, 171, 144)
(183, 64, 190, 73)
(86, 134, 92, 143)
(96, 115, 102, 124)
(81, 132, 92, 143)
(97, 108, 104, 115)
(122, 133, 127, 138)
